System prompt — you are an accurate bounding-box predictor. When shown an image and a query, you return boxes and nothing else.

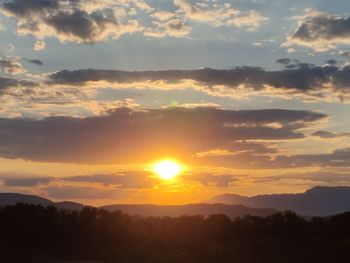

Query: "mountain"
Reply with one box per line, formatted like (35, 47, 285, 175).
(0, 193, 84, 211)
(54, 201, 85, 211)
(209, 186, 350, 216)
(0, 193, 53, 206)
(0, 193, 277, 217)
(4, 187, 350, 217)
(100, 204, 277, 218)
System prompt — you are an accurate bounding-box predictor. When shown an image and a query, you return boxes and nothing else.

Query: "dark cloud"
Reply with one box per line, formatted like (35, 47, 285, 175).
(276, 58, 292, 65)
(312, 130, 350, 139)
(286, 12, 350, 51)
(2, 177, 52, 187)
(224, 141, 278, 154)
(274, 148, 350, 168)
(2, 0, 59, 17)
(46, 185, 128, 200)
(0, 171, 160, 189)
(195, 147, 350, 169)
(0, 77, 18, 93)
(0, 77, 34, 95)
(195, 141, 279, 164)
(49, 65, 350, 101)
(43, 10, 124, 43)
(256, 170, 350, 185)
(285, 64, 299, 69)
(325, 59, 337, 65)
(1, 0, 141, 43)
(312, 130, 338, 138)
(64, 172, 160, 189)
(27, 59, 43, 66)
(0, 0, 266, 43)
(0, 107, 326, 164)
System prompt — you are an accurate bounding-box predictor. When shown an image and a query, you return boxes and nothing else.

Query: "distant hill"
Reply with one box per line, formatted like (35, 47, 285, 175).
(0, 193, 277, 218)
(0, 193, 53, 206)
(54, 201, 86, 211)
(0, 193, 84, 211)
(3, 187, 350, 217)
(100, 203, 277, 218)
(209, 186, 350, 216)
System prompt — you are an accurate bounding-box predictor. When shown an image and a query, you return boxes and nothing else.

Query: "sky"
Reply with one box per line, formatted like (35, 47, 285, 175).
(0, 0, 350, 206)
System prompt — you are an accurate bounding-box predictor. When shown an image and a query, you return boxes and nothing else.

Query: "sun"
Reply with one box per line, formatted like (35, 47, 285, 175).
(152, 160, 182, 180)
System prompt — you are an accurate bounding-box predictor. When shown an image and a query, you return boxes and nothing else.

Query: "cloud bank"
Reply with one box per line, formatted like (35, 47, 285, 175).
(49, 65, 350, 102)
(0, 106, 326, 167)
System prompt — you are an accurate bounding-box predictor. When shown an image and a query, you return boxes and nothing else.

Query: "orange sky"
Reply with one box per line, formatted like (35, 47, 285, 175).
(1, 0, 350, 205)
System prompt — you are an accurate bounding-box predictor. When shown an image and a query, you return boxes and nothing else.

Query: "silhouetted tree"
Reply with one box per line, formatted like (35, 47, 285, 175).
(0, 204, 349, 262)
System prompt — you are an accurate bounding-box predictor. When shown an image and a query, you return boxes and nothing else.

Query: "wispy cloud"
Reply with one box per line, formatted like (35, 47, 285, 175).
(174, 0, 268, 31)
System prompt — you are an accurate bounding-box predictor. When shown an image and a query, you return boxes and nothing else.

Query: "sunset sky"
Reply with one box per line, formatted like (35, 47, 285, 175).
(1, 0, 350, 205)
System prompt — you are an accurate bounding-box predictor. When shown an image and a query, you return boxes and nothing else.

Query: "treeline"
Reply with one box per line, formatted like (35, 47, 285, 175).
(0, 204, 350, 262)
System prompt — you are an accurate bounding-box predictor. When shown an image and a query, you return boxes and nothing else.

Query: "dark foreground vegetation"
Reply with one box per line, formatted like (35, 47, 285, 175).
(1, 204, 350, 262)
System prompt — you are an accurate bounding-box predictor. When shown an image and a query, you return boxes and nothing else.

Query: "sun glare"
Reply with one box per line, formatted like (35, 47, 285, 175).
(153, 160, 182, 180)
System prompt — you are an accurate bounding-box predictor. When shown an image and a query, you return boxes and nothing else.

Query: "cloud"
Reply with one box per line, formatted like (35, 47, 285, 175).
(312, 130, 350, 139)
(46, 185, 128, 200)
(133, 0, 153, 12)
(43, 10, 141, 43)
(27, 59, 43, 66)
(33, 39, 45, 51)
(4, 62, 350, 118)
(0, 58, 25, 74)
(256, 170, 350, 185)
(0, 171, 160, 189)
(341, 51, 350, 58)
(1, 0, 142, 43)
(7, 44, 15, 52)
(195, 141, 278, 158)
(194, 146, 350, 169)
(183, 172, 239, 187)
(151, 10, 175, 21)
(0, 77, 19, 94)
(276, 58, 292, 65)
(325, 59, 337, 66)
(64, 172, 160, 189)
(2, 177, 53, 187)
(173, 0, 268, 31)
(0, 107, 326, 164)
(274, 148, 350, 168)
(144, 17, 191, 38)
(0, 0, 267, 42)
(0, 76, 34, 95)
(49, 65, 350, 102)
(5, 63, 350, 117)
(284, 11, 350, 52)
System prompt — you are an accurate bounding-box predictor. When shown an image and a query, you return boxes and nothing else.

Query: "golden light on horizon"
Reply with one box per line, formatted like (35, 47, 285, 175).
(152, 160, 182, 180)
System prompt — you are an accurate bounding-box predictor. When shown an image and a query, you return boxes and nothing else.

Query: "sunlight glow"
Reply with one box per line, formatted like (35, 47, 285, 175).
(153, 160, 182, 180)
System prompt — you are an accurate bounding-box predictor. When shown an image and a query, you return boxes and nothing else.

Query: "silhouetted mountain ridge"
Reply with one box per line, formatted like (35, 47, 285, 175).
(2, 186, 349, 217)
(0, 193, 52, 206)
(0, 193, 84, 211)
(0, 192, 276, 217)
(209, 186, 350, 216)
(100, 203, 277, 217)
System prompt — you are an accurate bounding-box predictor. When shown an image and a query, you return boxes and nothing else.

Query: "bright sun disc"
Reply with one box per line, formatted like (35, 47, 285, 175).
(153, 160, 181, 180)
